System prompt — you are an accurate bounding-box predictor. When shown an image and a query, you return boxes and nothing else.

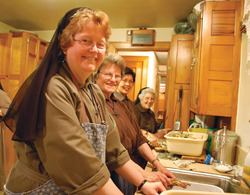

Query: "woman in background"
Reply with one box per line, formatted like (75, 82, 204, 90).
(135, 88, 171, 146)
(0, 83, 11, 191)
(114, 67, 137, 121)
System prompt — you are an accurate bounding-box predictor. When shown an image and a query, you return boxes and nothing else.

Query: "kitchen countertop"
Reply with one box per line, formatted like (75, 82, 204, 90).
(134, 150, 250, 195)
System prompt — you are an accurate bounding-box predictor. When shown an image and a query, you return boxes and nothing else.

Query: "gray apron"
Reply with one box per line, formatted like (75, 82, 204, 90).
(4, 79, 108, 194)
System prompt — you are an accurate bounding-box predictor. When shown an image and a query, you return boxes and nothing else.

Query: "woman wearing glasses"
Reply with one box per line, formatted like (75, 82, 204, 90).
(3, 8, 165, 195)
(94, 53, 175, 195)
(134, 88, 171, 146)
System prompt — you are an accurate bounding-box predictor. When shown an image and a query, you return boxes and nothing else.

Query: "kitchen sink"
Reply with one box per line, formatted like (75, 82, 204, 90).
(157, 168, 250, 194)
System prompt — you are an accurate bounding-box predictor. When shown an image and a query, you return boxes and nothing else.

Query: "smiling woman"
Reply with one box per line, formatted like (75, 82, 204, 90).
(134, 87, 171, 147)
(2, 7, 166, 195)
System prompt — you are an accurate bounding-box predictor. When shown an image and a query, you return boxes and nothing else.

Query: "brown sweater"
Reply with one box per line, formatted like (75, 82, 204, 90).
(135, 102, 158, 134)
(105, 95, 148, 167)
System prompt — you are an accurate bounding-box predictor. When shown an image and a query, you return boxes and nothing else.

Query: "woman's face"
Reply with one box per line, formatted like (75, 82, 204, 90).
(63, 21, 106, 83)
(117, 74, 134, 97)
(140, 92, 155, 110)
(95, 64, 122, 99)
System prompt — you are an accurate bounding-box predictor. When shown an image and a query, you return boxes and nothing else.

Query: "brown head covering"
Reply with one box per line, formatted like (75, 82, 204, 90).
(3, 7, 91, 142)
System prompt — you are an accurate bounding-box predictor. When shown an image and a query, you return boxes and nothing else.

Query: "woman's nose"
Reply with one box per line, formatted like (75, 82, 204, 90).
(109, 75, 116, 81)
(89, 44, 98, 52)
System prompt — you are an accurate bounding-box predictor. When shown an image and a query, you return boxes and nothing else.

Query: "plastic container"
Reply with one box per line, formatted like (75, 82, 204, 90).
(165, 131, 208, 156)
(243, 146, 250, 176)
(189, 128, 208, 134)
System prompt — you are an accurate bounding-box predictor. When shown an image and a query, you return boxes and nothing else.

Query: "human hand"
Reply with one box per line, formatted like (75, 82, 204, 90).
(143, 170, 170, 189)
(161, 128, 172, 134)
(141, 181, 166, 195)
(147, 134, 160, 147)
(156, 165, 176, 185)
(154, 131, 166, 139)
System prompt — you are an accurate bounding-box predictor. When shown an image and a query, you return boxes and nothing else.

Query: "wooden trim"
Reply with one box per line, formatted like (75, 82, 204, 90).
(109, 41, 170, 52)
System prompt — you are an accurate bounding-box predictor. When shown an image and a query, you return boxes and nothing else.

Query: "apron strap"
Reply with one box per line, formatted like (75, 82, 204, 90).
(69, 71, 88, 123)
(88, 85, 107, 125)
(16, 160, 50, 184)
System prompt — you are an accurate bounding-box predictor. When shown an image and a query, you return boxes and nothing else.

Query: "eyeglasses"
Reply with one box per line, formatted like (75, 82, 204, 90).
(73, 38, 107, 50)
(99, 72, 121, 80)
(121, 79, 134, 84)
(143, 97, 155, 101)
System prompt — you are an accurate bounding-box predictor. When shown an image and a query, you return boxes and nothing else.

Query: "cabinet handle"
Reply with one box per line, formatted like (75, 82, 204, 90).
(191, 58, 196, 70)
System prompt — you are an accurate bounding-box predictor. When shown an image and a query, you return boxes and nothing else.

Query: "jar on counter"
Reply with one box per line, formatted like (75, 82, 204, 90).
(210, 126, 238, 165)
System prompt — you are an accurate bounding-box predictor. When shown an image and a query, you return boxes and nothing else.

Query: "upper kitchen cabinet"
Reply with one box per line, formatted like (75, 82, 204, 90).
(0, 32, 49, 100)
(189, 1, 241, 131)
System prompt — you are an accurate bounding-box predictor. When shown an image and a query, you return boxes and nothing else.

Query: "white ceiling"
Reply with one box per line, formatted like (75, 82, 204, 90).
(0, 0, 202, 65)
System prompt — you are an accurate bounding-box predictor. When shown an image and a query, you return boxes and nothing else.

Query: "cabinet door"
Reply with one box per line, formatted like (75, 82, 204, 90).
(25, 35, 39, 80)
(25, 35, 48, 80)
(165, 35, 194, 131)
(199, 1, 241, 120)
(0, 33, 12, 92)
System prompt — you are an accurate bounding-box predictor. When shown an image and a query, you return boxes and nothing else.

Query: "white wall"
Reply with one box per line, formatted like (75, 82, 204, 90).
(0, 22, 15, 33)
(236, 33, 250, 150)
(35, 30, 54, 42)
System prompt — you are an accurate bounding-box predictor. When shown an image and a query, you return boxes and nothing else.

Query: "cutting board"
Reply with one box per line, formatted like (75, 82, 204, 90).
(181, 150, 206, 164)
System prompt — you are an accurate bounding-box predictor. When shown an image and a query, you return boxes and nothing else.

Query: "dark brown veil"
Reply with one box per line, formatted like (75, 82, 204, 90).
(0, 82, 4, 91)
(3, 7, 89, 142)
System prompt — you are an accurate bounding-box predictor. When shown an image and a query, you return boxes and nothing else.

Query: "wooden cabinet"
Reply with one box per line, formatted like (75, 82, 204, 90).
(189, 1, 241, 131)
(0, 32, 49, 99)
(164, 34, 194, 131)
(0, 32, 49, 176)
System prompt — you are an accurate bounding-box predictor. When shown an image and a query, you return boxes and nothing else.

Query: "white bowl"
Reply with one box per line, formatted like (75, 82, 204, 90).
(212, 163, 233, 173)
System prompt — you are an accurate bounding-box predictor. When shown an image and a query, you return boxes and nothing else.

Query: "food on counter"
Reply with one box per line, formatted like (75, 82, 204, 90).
(171, 131, 196, 139)
(154, 146, 165, 152)
(169, 178, 191, 188)
(173, 159, 195, 168)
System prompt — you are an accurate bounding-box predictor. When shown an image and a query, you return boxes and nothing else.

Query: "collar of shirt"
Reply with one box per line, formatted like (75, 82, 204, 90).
(106, 93, 118, 103)
(113, 91, 125, 101)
